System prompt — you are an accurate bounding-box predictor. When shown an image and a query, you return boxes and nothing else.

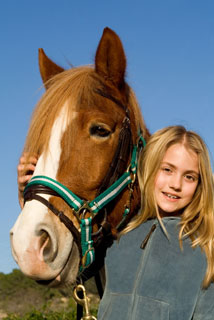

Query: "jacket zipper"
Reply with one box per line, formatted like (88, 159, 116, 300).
(140, 224, 156, 249)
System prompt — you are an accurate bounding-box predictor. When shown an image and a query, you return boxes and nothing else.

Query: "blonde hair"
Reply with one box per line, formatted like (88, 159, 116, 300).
(124, 125, 214, 287)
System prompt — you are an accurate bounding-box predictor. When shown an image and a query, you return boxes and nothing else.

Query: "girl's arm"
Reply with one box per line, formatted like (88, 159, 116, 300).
(17, 153, 38, 209)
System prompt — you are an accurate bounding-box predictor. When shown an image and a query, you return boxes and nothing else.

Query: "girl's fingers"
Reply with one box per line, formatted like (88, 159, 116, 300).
(17, 163, 36, 175)
(19, 154, 38, 165)
(17, 153, 38, 209)
(17, 154, 38, 191)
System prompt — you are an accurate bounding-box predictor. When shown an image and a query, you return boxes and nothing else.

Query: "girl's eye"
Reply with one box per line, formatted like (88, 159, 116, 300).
(90, 125, 111, 138)
(185, 175, 196, 182)
(161, 167, 172, 173)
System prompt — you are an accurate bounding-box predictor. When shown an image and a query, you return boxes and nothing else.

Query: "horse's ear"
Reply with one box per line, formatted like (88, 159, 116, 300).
(95, 27, 126, 89)
(38, 48, 64, 89)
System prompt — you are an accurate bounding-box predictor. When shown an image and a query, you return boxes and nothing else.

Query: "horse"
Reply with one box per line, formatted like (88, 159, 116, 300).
(10, 27, 150, 289)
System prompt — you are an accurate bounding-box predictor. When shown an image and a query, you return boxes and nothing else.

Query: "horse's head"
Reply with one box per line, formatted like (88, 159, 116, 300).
(10, 28, 149, 286)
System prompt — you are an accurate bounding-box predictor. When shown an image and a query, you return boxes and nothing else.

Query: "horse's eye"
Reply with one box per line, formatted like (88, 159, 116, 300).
(90, 125, 111, 138)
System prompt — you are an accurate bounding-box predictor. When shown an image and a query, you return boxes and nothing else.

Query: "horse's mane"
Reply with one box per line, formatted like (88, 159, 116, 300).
(24, 65, 147, 157)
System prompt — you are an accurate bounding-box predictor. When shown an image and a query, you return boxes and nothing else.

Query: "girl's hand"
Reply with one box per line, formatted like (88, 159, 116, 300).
(17, 153, 38, 208)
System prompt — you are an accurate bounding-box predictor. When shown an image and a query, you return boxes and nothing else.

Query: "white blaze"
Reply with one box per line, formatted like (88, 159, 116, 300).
(11, 102, 78, 278)
(33, 102, 69, 178)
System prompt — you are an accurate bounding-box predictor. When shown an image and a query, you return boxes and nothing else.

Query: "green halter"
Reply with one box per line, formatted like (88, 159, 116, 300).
(24, 135, 146, 269)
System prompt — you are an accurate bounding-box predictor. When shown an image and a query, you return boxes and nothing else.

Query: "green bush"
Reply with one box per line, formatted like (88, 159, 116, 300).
(0, 269, 98, 319)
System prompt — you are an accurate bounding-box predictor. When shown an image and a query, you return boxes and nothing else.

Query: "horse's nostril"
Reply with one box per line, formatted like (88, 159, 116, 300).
(39, 229, 48, 242)
(42, 234, 54, 260)
(39, 231, 49, 256)
(37, 229, 57, 263)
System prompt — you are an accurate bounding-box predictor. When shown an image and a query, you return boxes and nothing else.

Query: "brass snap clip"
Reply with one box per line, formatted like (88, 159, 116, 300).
(73, 284, 97, 320)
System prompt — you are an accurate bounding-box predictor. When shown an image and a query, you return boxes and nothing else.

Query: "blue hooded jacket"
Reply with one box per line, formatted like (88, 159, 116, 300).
(98, 217, 214, 320)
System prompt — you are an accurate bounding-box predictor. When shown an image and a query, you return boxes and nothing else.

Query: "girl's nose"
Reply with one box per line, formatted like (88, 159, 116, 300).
(169, 174, 182, 191)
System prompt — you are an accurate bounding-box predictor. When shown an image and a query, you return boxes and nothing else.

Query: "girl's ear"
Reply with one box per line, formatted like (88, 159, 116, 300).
(38, 48, 64, 89)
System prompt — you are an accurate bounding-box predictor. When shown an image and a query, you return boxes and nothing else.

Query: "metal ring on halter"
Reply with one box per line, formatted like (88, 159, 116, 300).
(130, 172, 136, 184)
(91, 209, 108, 237)
(76, 202, 94, 219)
(82, 248, 95, 268)
(126, 164, 136, 184)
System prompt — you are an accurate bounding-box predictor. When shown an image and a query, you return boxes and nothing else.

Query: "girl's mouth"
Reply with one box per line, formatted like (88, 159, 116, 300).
(163, 192, 180, 200)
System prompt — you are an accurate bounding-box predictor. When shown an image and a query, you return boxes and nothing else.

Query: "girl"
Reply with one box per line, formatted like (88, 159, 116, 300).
(97, 125, 214, 320)
(17, 125, 214, 319)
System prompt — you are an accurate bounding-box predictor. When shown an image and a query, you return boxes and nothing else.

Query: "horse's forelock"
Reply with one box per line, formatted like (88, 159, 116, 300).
(23, 65, 147, 160)
(24, 66, 100, 156)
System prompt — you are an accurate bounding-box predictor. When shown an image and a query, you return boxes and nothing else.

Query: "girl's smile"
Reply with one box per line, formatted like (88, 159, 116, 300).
(162, 192, 181, 201)
(155, 143, 199, 216)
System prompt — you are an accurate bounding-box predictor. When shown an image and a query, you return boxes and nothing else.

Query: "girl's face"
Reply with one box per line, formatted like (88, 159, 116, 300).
(154, 143, 199, 216)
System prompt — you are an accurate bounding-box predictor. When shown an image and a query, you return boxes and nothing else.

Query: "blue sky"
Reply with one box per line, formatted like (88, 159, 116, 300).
(1, 0, 214, 274)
